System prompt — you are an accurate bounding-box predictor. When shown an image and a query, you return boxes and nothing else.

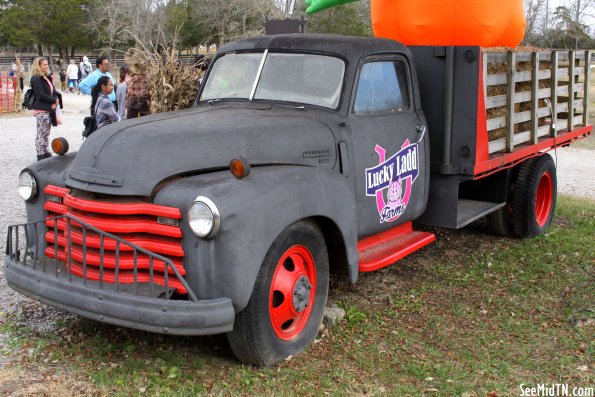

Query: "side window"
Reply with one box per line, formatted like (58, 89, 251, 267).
(354, 60, 411, 114)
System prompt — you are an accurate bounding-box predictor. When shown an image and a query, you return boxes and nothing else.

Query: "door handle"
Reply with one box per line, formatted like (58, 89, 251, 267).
(338, 141, 350, 176)
(415, 124, 426, 144)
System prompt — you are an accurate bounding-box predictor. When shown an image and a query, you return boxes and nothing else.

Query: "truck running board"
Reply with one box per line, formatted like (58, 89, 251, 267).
(358, 222, 435, 272)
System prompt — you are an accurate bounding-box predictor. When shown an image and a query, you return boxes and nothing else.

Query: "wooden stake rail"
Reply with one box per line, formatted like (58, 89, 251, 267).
(482, 50, 592, 154)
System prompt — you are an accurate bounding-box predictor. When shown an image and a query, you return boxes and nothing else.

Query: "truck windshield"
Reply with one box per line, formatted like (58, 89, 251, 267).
(200, 52, 345, 109)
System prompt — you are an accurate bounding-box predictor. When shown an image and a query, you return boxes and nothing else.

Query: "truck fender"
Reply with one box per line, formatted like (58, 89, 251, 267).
(154, 165, 358, 312)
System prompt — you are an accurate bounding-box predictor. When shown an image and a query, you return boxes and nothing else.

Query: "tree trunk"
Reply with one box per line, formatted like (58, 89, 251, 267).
(71, 47, 76, 59)
(37, 44, 43, 56)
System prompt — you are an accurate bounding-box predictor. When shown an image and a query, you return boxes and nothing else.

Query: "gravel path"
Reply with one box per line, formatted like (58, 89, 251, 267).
(0, 92, 90, 366)
(0, 93, 593, 363)
(553, 146, 595, 200)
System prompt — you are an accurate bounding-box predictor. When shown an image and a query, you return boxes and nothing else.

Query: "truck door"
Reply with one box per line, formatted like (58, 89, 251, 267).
(349, 56, 428, 238)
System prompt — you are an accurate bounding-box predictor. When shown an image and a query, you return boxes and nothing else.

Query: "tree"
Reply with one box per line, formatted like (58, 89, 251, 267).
(564, 0, 594, 36)
(523, 0, 548, 40)
(164, 0, 216, 48)
(190, 0, 280, 46)
(0, 0, 48, 54)
(88, 0, 168, 54)
(522, 0, 595, 48)
(304, 1, 371, 36)
(550, 5, 592, 48)
(275, 0, 299, 16)
(0, 0, 91, 57)
(47, 0, 92, 61)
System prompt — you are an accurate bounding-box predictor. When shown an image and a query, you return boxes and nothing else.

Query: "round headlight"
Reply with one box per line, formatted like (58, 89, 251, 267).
(188, 196, 220, 239)
(18, 171, 38, 202)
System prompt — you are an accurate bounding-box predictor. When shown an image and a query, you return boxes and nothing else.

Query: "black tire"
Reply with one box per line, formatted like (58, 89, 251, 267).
(511, 154, 557, 238)
(227, 220, 329, 366)
(486, 205, 512, 236)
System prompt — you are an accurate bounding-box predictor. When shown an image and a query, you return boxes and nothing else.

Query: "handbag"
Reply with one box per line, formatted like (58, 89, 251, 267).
(82, 116, 97, 138)
(23, 88, 35, 110)
(82, 97, 107, 138)
(49, 110, 58, 127)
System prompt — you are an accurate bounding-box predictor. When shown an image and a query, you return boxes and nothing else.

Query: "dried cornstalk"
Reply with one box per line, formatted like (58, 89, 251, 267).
(123, 28, 204, 114)
(14, 56, 23, 112)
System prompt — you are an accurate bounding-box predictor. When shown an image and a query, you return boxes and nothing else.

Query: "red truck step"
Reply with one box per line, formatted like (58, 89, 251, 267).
(358, 222, 435, 272)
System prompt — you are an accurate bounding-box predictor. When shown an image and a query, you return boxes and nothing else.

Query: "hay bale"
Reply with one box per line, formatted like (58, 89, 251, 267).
(484, 48, 556, 142)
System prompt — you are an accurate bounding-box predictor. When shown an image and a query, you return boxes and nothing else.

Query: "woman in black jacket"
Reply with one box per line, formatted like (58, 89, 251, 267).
(30, 57, 62, 160)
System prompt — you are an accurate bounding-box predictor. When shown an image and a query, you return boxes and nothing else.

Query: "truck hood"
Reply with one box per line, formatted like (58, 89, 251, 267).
(66, 105, 337, 196)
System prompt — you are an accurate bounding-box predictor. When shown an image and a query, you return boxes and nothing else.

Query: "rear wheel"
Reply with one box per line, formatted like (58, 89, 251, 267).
(486, 205, 512, 236)
(227, 220, 329, 366)
(511, 154, 557, 238)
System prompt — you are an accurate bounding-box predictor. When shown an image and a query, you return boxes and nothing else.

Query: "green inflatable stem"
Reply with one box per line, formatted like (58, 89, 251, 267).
(305, 0, 361, 14)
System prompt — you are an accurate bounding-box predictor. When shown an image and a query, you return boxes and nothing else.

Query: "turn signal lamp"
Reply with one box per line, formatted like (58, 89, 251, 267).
(51, 137, 69, 155)
(230, 157, 251, 179)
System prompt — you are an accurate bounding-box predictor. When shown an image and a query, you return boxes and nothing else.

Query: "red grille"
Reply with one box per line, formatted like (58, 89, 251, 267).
(43, 185, 187, 294)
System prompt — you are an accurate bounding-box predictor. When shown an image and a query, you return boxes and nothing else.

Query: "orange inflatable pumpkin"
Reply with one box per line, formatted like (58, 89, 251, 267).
(370, 0, 526, 47)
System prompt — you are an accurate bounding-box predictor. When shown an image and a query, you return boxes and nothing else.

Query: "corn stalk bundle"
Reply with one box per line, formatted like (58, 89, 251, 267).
(14, 56, 23, 112)
(125, 38, 203, 114)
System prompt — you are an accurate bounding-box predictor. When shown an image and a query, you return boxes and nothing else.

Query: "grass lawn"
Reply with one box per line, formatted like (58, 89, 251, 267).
(1, 195, 593, 396)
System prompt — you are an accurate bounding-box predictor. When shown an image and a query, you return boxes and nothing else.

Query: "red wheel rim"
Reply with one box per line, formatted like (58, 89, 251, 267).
(269, 245, 316, 341)
(535, 171, 553, 227)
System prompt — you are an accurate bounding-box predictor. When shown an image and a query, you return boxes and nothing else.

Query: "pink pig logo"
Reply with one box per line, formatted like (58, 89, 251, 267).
(387, 178, 403, 208)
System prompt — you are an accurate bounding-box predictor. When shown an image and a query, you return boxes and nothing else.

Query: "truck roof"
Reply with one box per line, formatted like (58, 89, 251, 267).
(218, 34, 410, 60)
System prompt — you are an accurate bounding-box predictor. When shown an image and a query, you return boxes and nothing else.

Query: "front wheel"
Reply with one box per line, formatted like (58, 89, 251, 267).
(511, 154, 557, 238)
(227, 220, 329, 366)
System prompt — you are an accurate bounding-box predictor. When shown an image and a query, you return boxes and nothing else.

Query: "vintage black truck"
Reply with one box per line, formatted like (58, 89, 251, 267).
(6, 35, 592, 366)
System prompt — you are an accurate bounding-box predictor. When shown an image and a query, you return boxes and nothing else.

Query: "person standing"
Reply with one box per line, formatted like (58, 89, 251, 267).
(79, 55, 116, 102)
(116, 65, 129, 120)
(78, 56, 92, 94)
(59, 69, 67, 92)
(66, 59, 78, 93)
(79, 56, 92, 79)
(127, 71, 151, 118)
(91, 76, 120, 129)
(125, 48, 151, 119)
(30, 57, 62, 161)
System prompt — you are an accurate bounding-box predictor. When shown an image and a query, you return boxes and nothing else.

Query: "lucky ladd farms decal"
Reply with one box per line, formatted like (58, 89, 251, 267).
(365, 139, 419, 223)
